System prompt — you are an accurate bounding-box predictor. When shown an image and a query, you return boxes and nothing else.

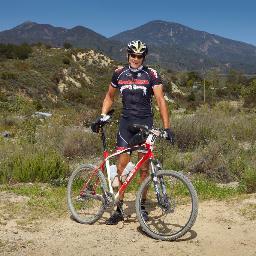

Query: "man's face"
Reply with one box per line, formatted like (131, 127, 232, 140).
(128, 53, 144, 69)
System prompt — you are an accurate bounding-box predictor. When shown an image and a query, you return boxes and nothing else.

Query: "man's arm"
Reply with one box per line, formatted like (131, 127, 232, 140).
(153, 85, 170, 129)
(101, 84, 117, 115)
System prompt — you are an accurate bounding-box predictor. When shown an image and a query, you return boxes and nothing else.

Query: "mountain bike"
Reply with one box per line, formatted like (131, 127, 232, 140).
(67, 111, 198, 241)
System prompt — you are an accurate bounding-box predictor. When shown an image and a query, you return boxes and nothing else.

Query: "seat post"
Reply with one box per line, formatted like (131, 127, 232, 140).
(101, 127, 107, 151)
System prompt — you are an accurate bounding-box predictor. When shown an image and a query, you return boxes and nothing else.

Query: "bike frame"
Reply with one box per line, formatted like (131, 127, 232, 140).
(95, 126, 159, 203)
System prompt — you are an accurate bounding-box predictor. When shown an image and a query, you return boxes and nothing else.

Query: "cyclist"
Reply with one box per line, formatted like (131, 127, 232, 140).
(91, 40, 175, 225)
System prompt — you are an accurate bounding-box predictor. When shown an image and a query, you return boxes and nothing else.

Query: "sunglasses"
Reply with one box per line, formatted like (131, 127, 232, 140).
(130, 54, 143, 59)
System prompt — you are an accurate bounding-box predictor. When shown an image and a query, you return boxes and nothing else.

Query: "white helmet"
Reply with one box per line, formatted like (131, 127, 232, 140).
(127, 40, 148, 56)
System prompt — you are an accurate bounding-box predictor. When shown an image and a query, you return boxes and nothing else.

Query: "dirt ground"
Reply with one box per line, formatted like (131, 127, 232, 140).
(0, 194, 255, 256)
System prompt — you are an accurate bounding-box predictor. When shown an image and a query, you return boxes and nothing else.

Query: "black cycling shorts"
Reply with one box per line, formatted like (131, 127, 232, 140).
(116, 116, 153, 150)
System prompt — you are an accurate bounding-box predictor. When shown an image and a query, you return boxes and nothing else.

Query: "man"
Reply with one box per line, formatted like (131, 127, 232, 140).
(91, 40, 174, 225)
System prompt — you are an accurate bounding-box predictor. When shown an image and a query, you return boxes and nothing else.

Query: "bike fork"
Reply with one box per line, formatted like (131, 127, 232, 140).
(150, 160, 162, 203)
(150, 160, 171, 211)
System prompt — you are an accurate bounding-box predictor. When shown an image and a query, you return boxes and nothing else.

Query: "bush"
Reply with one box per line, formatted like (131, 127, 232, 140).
(0, 114, 19, 129)
(1, 95, 36, 114)
(63, 87, 86, 104)
(193, 177, 239, 200)
(243, 79, 256, 108)
(0, 43, 32, 60)
(15, 44, 33, 60)
(173, 107, 217, 150)
(240, 167, 256, 193)
(187, 91, 196, 101)
(188, 141, 232, 182)
(62, 129, 101, 159)
(0, 149, 69, 184)
(1, 72, 17, 80)
(63, 42, 72, 49)
(62, 57, 70, 65)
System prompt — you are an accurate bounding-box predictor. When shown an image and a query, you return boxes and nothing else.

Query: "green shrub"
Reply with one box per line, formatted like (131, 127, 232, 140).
(63, 42, 72, 49)
(187, 91, 195, 101)
(1, 71, 17, 80)
(20, 117, 40, 144)
(0, 43, 32, 60)
(240, 167, 256, 193)
(62, 57, 70, 65)
(0, 114, 18, 128)
(63, 87, 86, 104)
(243, 79, 256, 107)
(0, 149, 69, 184)
(193, 177, 239, 200)
(4, 96, 36, 114)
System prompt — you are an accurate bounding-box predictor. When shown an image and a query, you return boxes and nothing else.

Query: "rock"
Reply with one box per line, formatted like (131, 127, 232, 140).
(2, 131, 11, 138)
(33, 112, 52, 118)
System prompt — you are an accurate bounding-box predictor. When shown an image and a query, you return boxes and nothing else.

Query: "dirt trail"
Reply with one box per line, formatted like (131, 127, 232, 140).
(0, 195, 256, 256)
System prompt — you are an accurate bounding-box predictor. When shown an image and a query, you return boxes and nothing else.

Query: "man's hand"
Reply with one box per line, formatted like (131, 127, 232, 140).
(164, 128, 175, 145)
(91, 115, 106, 133)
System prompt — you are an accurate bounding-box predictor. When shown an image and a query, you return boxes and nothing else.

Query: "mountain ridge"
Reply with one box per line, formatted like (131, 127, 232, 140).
(0, 20, 256, 73)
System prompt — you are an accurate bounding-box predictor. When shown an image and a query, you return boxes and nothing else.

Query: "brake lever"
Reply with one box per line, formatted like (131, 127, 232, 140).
(161, 130, 168, 139)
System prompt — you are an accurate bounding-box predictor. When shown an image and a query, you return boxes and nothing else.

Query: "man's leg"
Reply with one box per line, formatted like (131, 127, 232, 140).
(138, 152, 150, 221)
(117, 153, 131, 200)
(106, 153, 130, 225)
(138, 152, 149, 197)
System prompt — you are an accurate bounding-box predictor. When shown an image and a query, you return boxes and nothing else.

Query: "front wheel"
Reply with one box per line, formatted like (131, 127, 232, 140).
(67, 164, 108, 224)
(135, 170, 198, 241)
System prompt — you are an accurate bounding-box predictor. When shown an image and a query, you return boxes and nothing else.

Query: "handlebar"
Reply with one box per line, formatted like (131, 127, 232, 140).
(92, 110, 169, 143)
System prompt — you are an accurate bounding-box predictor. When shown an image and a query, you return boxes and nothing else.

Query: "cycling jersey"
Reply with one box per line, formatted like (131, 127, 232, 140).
(111, 65, 162, 118)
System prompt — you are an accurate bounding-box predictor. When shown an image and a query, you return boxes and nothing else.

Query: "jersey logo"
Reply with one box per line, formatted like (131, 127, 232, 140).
(148, 68, 158, 78)
(120, 84, 147, 95)
(119, 79, 149, 85)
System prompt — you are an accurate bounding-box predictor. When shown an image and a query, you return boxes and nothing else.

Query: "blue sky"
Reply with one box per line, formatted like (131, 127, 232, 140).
(0, 0, 256, 46)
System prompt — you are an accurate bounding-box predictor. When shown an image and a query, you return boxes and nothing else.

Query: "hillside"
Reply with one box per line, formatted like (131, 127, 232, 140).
(0, 45, 118, 114)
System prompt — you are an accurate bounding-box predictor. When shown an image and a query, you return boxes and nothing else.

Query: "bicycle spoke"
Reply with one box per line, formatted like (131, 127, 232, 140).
(67, 165, 107, 224)
(136, 170, 198, 241)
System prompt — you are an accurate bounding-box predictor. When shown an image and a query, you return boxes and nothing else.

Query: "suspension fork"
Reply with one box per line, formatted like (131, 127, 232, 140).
(150, 160, 170, 209)
(150, 160, 162, 205)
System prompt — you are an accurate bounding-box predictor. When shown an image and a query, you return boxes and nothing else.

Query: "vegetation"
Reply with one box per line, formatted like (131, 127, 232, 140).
(0, 43, 256, 213)
(0, 183, 67, 223)
(0, 43, 32, 60)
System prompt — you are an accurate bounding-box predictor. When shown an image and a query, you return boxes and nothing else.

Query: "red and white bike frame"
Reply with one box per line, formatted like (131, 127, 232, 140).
(100, 131, 160, 201)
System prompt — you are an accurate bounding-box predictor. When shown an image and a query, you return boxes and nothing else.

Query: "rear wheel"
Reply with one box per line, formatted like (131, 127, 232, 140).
(67, 164, 107, 224)
(136, 170, 198, 241)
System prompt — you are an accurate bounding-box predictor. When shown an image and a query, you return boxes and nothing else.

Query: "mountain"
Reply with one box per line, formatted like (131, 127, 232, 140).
(1, 20, 256, 73)
(0, 21, 123, 60)
(110, 20, 256, 73)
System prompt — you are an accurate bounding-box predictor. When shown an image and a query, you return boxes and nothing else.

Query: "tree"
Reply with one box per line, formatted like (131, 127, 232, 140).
(243, 79, 256, 107)
(63, 42, 72, 49)
(15, 43, 32, 60)
(0, 43, 32, 60)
